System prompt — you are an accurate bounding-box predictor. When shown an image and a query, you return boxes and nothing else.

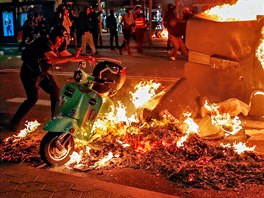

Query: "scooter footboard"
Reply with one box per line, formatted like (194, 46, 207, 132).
(43, 117, 79, 133)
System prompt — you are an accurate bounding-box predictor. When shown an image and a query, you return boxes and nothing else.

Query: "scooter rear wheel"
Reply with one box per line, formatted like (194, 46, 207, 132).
(40, 132, 74, 166)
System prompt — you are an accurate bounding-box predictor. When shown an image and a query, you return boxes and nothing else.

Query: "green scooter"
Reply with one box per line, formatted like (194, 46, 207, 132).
(40, 59, 126, 166)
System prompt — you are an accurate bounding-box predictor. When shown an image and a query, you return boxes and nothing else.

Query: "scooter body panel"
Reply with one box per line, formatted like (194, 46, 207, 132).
(45, 82, 103, 140)
(43, 116, 78, 133)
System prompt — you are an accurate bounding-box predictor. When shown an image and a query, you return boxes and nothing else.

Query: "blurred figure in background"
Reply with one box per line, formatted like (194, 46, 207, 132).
(119, 7, 134, 55)
(61, 8, 72, 49)
(106, 9, 119, 50)
(134, 6, 146, 54)
(90, 6, 103, 49)
(19, 13, 35, 51)
(70, 9, 79, 50)
(79, 6, 96, 56)
(163, 4, 176, 54)
(176, 0, 185, 22)
(167, 19, 188, 61)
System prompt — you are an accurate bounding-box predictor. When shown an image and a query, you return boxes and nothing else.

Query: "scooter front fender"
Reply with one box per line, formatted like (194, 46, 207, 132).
(43, 117, 79, 133)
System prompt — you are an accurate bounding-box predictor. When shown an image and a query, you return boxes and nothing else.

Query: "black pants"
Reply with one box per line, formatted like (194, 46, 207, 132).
(167, 39, 172, 51)
(110, 28, 118, 49)
(92, 30, 99, 48)
(135, 28, 145, 52)
(10, 63, 60, 126)
(120, 29, 131, 50)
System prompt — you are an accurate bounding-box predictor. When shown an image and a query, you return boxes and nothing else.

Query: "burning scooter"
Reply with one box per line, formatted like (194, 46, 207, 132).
(40, 59, 126, 166)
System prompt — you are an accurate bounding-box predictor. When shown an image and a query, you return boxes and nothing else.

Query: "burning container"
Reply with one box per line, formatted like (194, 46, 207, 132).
(185, 14, 264, 103)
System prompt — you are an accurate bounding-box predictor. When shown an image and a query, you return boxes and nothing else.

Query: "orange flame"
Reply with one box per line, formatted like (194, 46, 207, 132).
(177, 113, 199, 147)
(203, 101, 242, 137)
(202, 0, 264, 21)
(221, 142, 255, 154)
(160, 28, 168, 39)
(130, 81, 161, 109)
(152, 28, 168, 39)
(94, 151, 117, 167)
(256, 27, 264, 69)
(15, 120, 40, 138)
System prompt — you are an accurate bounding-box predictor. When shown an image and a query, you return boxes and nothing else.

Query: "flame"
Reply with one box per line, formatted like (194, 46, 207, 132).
(130, 81, 161, 109)
(177, 113, 199, 147)
(202, 0, 264, 21)
(94, 151, 115, 167)
(256, 27, 264, 69)
(66, 151, 83, 165)
(15, 120, 40, 138)
(182, 112, 199, 134)
(116, 139, 131, 148)
(152, 28, 168, 39)
(221, 142, 255, 154)
(176, 135, 188, 147)
(203, 101, 242, 137)
(160, 28, 168, 39)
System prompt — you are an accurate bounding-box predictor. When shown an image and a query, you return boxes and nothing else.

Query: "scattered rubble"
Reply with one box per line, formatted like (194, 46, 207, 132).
(1, 120, 263, 190)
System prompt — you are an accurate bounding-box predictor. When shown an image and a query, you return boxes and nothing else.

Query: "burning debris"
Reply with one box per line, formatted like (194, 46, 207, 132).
(1, 81, 264, 190)
(0, 121, 41, 163)
(65, 120, 264, 190)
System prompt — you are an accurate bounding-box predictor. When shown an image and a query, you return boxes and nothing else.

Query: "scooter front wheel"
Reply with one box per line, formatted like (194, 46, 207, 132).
(40, 132, 74, 166)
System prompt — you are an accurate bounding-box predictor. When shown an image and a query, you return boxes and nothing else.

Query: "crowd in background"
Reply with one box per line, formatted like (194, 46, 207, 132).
(18, 2, 194, 59)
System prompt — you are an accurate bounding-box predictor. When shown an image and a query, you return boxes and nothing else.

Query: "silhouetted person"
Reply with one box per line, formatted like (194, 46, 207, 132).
(164, 4, 176, 53)
(106, 9, 119, 50)
(9, 26, 85, 131)
(119, 7, 134, 55)
(134, 6, 146, 53)
(19, 13, 35, 51)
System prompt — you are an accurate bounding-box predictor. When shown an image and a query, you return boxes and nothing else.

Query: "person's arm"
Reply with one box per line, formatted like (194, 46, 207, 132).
(96, 7, 103, 17)
(44, 48, 85, 65)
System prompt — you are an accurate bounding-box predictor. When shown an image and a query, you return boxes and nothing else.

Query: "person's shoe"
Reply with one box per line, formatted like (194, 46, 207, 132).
(170, 56, 176, 61)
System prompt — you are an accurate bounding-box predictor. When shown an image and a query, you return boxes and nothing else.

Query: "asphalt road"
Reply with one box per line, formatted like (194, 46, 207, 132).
(0, 46, 189, 196)
(0, 47, 185, 124)
(1, 47, 264, 197)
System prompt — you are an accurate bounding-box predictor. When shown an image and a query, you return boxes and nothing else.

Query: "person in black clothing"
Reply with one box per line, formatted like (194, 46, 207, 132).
(163, 4, 176, 53)
(106, 9, 119, 50)
(8, 26, 86, 131)
(19, 13, 35, 51)
(79, 6, 96, 55)
(90, 7, 103, 49)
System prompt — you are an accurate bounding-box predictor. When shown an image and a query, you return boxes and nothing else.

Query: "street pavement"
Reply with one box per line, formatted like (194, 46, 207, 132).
(1, 42, 264, 197)
(0, 44, 183, 197)
(0, 163, 178, 198)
